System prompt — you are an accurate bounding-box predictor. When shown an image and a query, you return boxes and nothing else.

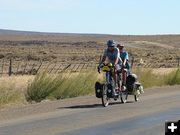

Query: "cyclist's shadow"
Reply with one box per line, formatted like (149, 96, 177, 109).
(59, 101, 133, 109)
(60, 104, 102, 109)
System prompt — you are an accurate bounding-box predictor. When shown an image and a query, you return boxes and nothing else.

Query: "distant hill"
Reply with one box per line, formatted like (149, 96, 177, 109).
(0, 29, 179, 48)
(0, 29, 110, 36)
(0, 29, 42, 35)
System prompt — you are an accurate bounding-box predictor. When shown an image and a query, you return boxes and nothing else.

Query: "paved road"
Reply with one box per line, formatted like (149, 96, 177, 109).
(0, 85, 180, 135)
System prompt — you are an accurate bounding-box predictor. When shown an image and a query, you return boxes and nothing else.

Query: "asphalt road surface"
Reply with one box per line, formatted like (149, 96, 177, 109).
(0, 85, 180, 135)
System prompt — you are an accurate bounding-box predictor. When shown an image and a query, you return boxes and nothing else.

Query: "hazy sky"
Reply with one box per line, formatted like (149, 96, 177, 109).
(1, 0, 180, 35)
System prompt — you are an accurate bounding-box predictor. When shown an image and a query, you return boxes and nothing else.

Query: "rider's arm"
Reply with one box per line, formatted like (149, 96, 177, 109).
(123, 59, 127, 67)
(99, 49, 107, 66)
(99, 56, 106, 66)
(123, 52, 129, 66)
(114, 48, 120, 65)
(114, 57, 119, 65)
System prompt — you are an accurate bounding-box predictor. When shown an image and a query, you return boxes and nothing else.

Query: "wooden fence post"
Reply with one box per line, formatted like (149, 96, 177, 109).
(131, 57, 134, 69)
(8, 59, 12, 76)
(177, 57, 180, 68)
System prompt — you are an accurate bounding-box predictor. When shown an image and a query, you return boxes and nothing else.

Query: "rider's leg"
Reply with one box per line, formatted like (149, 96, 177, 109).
(122, 69, 127, 85)
(106, 72, 110, 84)
(113, 68, 118, 88)
(111, 68, 119, 96)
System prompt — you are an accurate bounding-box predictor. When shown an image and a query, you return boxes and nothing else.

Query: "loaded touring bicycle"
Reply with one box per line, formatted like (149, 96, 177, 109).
(95, 63, 144, 107)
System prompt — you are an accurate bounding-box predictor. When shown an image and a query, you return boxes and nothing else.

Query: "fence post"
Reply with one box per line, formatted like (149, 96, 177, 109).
(177, 57, 180, 68)
(9, 59, 12, 76)
(131, 57, 134, 69)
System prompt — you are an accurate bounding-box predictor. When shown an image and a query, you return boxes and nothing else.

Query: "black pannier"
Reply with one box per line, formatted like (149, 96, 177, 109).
(126, 74, 137, 91)
(107, 83, 113, 98)
(95, 82, 103, 98)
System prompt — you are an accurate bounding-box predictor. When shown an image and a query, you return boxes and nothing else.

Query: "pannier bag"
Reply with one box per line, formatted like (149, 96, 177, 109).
(126, 74, 144, 94)
(107, 83, 113, 98)
(126, 74, 137, 91)
(95, 82, 103, 98)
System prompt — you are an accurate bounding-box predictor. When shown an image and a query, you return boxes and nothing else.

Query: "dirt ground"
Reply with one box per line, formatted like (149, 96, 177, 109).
(0, 33, 179, 71)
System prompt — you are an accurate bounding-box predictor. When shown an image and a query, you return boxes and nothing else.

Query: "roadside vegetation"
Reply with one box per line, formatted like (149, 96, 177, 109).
(0, 68, 179, 107)
(133, 68, 180, 88)
(0, 76, 31, 108)
(26, 71, 100, 102)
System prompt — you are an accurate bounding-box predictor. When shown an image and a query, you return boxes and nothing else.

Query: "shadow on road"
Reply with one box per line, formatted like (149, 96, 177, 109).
(59, 101, 134, 109)
(59, 104, 103, 109)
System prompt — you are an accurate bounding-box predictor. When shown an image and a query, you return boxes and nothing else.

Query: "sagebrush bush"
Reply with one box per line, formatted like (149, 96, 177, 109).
(26, 71, 99, 102)
(25, 72, 66, 102)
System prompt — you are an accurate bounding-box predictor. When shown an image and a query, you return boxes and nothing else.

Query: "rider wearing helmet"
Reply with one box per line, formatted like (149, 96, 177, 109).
(117, 43, 130, 86)
(98, 40, 122, 95)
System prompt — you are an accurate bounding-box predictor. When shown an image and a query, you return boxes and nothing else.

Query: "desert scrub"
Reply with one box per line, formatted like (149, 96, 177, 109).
(26, 71, 99, 102)
(133, 68, 180, 88)
(51, 71, 99, 99)
(25, 72, 66, 102)
(165, 68, 180, 85)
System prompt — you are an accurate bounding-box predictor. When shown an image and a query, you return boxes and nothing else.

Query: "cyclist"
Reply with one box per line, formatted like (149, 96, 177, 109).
(117, 43, 130, 86)
(98, 40, 122, 95)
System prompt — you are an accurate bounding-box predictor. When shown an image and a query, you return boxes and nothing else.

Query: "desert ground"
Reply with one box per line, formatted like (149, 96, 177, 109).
(0, 29, 179, 75)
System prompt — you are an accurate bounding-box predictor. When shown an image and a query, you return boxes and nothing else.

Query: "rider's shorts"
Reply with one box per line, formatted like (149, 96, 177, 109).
(115, 64, 121, 71)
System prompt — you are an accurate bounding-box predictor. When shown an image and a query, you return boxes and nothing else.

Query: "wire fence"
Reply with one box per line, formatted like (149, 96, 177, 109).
(0, 57, 179, 76)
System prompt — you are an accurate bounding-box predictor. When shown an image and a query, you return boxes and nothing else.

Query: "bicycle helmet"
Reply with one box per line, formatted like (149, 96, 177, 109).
(107, 40, 115, 47)
(117, 43, 124, 47)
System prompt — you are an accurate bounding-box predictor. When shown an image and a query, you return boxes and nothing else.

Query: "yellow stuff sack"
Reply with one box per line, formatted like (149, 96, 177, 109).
(101, 63, 113, 72)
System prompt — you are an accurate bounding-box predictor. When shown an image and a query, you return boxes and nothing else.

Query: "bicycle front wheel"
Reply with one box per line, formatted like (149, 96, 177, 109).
(101, 84, 110, 107)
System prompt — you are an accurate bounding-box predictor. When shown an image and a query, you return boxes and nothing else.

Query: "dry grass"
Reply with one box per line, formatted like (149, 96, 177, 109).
(0, 75, 33, 108)
(133, 68, 180, 88)
(0, 68, 179, 107)
(152, 68, 178, 75)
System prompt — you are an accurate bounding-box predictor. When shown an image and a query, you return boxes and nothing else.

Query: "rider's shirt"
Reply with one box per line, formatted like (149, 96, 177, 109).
(120, 51, 129, 61)
(120, 51, 130, 69)
(103, 47, 120, 65)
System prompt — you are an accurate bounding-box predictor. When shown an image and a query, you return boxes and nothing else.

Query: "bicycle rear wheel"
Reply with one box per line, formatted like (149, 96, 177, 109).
(101, 84, 110, 107)
(134, 94, 139, 102)
(120, 90, 128, 103)
(118, 77, 128, 103)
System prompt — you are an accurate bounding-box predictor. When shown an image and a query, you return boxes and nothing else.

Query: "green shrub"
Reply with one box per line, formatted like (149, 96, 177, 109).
(26, 71, 99, 102)
(51, 71, 98, 99)
(25, 72, 66, 102)
(165, 68, 180, 85)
